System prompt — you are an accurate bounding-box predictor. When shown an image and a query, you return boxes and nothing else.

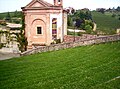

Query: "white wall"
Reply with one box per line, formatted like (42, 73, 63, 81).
(63, 13, 67, 35)
(50, 13, 63, 42)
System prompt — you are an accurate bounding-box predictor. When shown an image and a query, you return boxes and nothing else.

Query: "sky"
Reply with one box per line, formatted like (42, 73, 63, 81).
(0, 0, 120, 13)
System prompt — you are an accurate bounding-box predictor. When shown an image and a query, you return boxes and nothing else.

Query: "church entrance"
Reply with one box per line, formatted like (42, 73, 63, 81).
(52, 18, 57, 40)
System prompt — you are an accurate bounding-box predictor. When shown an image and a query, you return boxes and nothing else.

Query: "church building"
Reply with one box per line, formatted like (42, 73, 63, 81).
(22, 0, 67, 49)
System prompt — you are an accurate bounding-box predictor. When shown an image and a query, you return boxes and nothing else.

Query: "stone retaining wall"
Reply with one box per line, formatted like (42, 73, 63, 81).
(64, 34, 98, 43)
(21, 34, 120, 56)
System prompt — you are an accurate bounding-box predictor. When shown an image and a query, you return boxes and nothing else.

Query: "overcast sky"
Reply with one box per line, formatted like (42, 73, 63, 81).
(0, 0, 120, 13)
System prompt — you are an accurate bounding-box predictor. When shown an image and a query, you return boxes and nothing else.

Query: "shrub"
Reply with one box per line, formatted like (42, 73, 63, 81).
(118, 17, 120, 20)
(85, 25, 92, 30)
(86, 29, 92, 34)
(51, 39, 61, 44)
(54, 39, 61, 44)
(0, 21, 7, 26)
(0, 43, 4, 49)
(77, 32, 82, 36)
(112, 14, 116, 17)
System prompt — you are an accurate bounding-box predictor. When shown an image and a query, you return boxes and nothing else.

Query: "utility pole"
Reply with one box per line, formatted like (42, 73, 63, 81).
(73, 21, 76, 42)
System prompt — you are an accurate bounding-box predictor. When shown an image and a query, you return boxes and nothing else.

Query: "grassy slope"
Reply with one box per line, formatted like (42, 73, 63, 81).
(0, 41, 120, 89)
(92, 11, 120, 31)
(105, 12, 120, 19)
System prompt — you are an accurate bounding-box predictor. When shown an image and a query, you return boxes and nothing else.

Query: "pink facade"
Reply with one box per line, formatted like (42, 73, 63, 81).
(22, 0, 67, 49)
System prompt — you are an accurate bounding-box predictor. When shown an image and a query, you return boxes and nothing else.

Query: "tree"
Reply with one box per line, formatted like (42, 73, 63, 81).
(118, 17, 120, 20)
(107, 8, 112, 11)
(74, 10, 92, 20)
(112, 14, 116, 18)
(15, 13, 28, 52)
(97, 8, 106, 14)
(14, 10, 18, 17)
(116, 6, 120, 12)
(71, 8, 75, 14)
(66, 9, 70, 14)
(85, 11, 92, 20)
(84, 20, 93, 30)
(67, 15, 73, 27)
(73, 10, 93, 29)
(67, 9, 94, 31)
(5, 12, 11, 22)
(75, 19, 84, 28)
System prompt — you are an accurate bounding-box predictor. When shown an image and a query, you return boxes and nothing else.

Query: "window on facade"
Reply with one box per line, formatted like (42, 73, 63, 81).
(58, 0, 60, 2)
(37, 27, 42, 34)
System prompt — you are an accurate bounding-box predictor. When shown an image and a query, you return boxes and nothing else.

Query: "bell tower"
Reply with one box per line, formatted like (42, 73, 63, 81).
(54, 0, 63, 6)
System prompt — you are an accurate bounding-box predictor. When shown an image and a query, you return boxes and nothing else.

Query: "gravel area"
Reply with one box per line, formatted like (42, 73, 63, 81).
(0, 52, 20, 60)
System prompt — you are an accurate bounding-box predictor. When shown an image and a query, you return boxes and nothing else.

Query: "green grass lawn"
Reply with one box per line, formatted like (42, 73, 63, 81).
(0, 41, 120, 89)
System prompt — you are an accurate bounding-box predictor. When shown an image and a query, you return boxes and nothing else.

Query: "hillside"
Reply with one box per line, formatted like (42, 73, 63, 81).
(92, 11, 120, 34)
(0, 41, 120, 89)
(0, 11, 22, 20)
(0, 11, 22, 25)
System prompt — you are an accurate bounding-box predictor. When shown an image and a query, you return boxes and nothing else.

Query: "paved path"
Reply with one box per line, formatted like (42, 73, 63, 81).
(68, 29, 86, 33)
(0, 52, 20, 60)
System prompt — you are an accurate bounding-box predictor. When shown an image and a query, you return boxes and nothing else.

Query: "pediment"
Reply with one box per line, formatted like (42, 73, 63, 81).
(25, 0, 53, 8)
(31, 1, 45, 7)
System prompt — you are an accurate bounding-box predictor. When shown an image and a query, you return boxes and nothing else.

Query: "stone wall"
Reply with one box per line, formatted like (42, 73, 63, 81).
(21, 34, 120, 56)
(64, 34, 98, 42)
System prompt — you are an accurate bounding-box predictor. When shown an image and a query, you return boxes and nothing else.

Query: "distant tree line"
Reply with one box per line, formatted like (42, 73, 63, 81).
(96, 6, 120, 20)
(96, 6, 120, 13)
(106, 6, 120, 12)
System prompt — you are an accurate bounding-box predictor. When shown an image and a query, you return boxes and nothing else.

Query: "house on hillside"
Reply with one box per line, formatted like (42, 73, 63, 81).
(21, 0, 67, 49)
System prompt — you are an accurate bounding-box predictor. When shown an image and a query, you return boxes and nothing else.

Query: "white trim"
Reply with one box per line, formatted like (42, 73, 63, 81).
(50, 13, 63, 40)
